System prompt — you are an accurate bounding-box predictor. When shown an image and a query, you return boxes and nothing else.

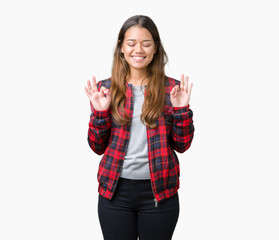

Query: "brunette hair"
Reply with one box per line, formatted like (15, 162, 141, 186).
(111, 15, 168, 128)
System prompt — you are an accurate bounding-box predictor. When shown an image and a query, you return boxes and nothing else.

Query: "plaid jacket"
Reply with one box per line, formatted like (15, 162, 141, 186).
(87, 76, 194, 202)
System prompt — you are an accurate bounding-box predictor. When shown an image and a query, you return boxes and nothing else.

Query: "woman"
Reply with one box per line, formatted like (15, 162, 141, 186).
(85, 15, 194, 240)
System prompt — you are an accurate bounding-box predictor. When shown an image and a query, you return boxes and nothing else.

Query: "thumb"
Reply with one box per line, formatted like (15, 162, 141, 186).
(171, 86, 178, 97)
(105, 89, 112, 100)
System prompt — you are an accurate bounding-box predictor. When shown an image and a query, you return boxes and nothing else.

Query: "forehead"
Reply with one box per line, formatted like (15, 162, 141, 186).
(124, 26, 153, 41)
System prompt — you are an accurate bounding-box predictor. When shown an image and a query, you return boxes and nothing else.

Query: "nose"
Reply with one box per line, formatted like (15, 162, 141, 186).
(135, 44, 144, 53)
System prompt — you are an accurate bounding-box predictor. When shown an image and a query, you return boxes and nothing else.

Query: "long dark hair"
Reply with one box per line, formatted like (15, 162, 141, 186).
(111, 15, 168, 128)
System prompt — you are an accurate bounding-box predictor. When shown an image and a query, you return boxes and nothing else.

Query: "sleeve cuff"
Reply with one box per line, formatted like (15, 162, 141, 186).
(93, 108, 110, 118)
(172, 104, 189, 114)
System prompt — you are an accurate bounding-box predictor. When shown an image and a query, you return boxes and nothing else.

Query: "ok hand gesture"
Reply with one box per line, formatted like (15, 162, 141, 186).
(170, 74, 193, 107)
(84, 76, 111, 111)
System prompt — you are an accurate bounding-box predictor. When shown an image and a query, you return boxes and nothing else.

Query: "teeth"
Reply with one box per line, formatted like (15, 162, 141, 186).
(132, 56, 144, 59)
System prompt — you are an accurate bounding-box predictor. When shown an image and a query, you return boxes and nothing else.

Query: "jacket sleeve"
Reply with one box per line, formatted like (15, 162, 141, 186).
(87, 82, 111, 155)
(169, 105, 194, 153)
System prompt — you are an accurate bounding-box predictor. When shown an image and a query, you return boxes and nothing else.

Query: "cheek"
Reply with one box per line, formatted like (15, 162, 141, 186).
(123, 49, 133, 57)
(146, 48, 156, 57)
(146, 51, 155, 61)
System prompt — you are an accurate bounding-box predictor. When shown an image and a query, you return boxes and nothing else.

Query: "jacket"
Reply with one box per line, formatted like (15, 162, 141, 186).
(87, 76, 194, 203)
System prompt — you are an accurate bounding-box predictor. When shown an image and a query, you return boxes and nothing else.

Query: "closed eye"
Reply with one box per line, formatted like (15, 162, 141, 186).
(127, 44, 151, 47)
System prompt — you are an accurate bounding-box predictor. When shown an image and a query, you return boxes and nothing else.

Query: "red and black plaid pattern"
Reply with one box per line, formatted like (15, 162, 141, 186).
(88, 76, 194, 202)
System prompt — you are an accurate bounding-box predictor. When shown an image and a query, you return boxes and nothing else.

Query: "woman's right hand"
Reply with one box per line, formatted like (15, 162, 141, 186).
(84, 76, 111, 111)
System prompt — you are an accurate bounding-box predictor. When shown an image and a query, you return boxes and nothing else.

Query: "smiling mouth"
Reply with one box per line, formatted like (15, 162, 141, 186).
(131, 56, 146, 61)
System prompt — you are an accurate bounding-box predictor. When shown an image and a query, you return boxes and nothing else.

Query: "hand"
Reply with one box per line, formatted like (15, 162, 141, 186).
(84, 76, 111, 111)
(170, 74, 193, 107)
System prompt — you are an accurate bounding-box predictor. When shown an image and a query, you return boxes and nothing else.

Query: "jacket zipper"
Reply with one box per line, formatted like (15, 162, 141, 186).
(146, 125, 158, 208)
(154, 197, 158, 207)
(150, 169, 158, 207)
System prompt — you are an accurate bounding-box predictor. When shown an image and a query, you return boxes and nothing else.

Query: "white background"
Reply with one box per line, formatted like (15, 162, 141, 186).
(0, 0, 278, 239)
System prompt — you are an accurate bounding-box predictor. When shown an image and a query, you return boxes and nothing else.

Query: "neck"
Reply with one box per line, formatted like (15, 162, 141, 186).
(127, 69, 148, 86)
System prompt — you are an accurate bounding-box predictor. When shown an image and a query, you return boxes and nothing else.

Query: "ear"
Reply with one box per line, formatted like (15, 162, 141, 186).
(154, 41, 158, 54)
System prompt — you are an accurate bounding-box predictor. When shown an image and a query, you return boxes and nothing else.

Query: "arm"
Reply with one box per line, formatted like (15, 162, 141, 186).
(169, 105, 194, 153)
(87, 104, 111, 155)
(85, 77, 112, 155)
(169, 75, 194, 153)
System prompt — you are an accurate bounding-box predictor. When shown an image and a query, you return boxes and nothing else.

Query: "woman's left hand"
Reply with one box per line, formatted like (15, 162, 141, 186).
(170, 74, 193, 107)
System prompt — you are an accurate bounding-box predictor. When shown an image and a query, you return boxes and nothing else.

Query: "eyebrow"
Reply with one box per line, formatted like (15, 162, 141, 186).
(126, 39, 152, 42)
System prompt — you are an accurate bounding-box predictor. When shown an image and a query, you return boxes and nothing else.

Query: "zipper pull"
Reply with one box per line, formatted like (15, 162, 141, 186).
(154, 198, 158, 207)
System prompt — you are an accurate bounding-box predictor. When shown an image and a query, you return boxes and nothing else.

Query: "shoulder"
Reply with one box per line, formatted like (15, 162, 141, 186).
(96, 77, 112, 90)
(164, 76, 180, 93)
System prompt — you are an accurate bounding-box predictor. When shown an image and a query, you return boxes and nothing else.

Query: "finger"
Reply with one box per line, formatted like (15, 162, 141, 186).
(171, 86, 178, 97)
(105, 88, 111, 96)
(188, 83, 193, 98)
(185, 75, 189, 93)
(106, 89, 112, 101)
(100, 86, 107, 96)
(171, 85, 179, 92)
(170, 87, 174, 96)
(92, 76, 98, 93)
(180, 74, 185, 91)
(87, 80, 92, 92)
(84, 86, 91, 99)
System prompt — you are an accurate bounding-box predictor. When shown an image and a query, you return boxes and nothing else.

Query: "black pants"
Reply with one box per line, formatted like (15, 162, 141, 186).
(98, 177, 179, 240)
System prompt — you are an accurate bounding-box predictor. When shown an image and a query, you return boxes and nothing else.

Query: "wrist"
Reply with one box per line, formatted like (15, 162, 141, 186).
(93, 108, 110, 118)
(172, 105, 189, 114)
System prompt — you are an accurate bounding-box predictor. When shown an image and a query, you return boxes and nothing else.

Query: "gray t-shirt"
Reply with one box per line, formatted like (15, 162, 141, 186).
(119, 85, 151, 179)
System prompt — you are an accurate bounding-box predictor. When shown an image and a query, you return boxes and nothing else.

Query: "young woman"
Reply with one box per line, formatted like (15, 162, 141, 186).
(85, 15, 194, 240)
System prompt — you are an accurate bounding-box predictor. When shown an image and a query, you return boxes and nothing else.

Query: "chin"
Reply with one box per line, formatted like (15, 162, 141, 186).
(130, 65, 149, 71)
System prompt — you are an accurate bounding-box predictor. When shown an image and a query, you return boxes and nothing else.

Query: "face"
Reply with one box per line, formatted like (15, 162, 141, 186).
(121, 26, 157, 72)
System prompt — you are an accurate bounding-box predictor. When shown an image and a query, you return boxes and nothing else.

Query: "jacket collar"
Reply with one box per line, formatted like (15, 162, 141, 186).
(125, 81, 147, 97)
